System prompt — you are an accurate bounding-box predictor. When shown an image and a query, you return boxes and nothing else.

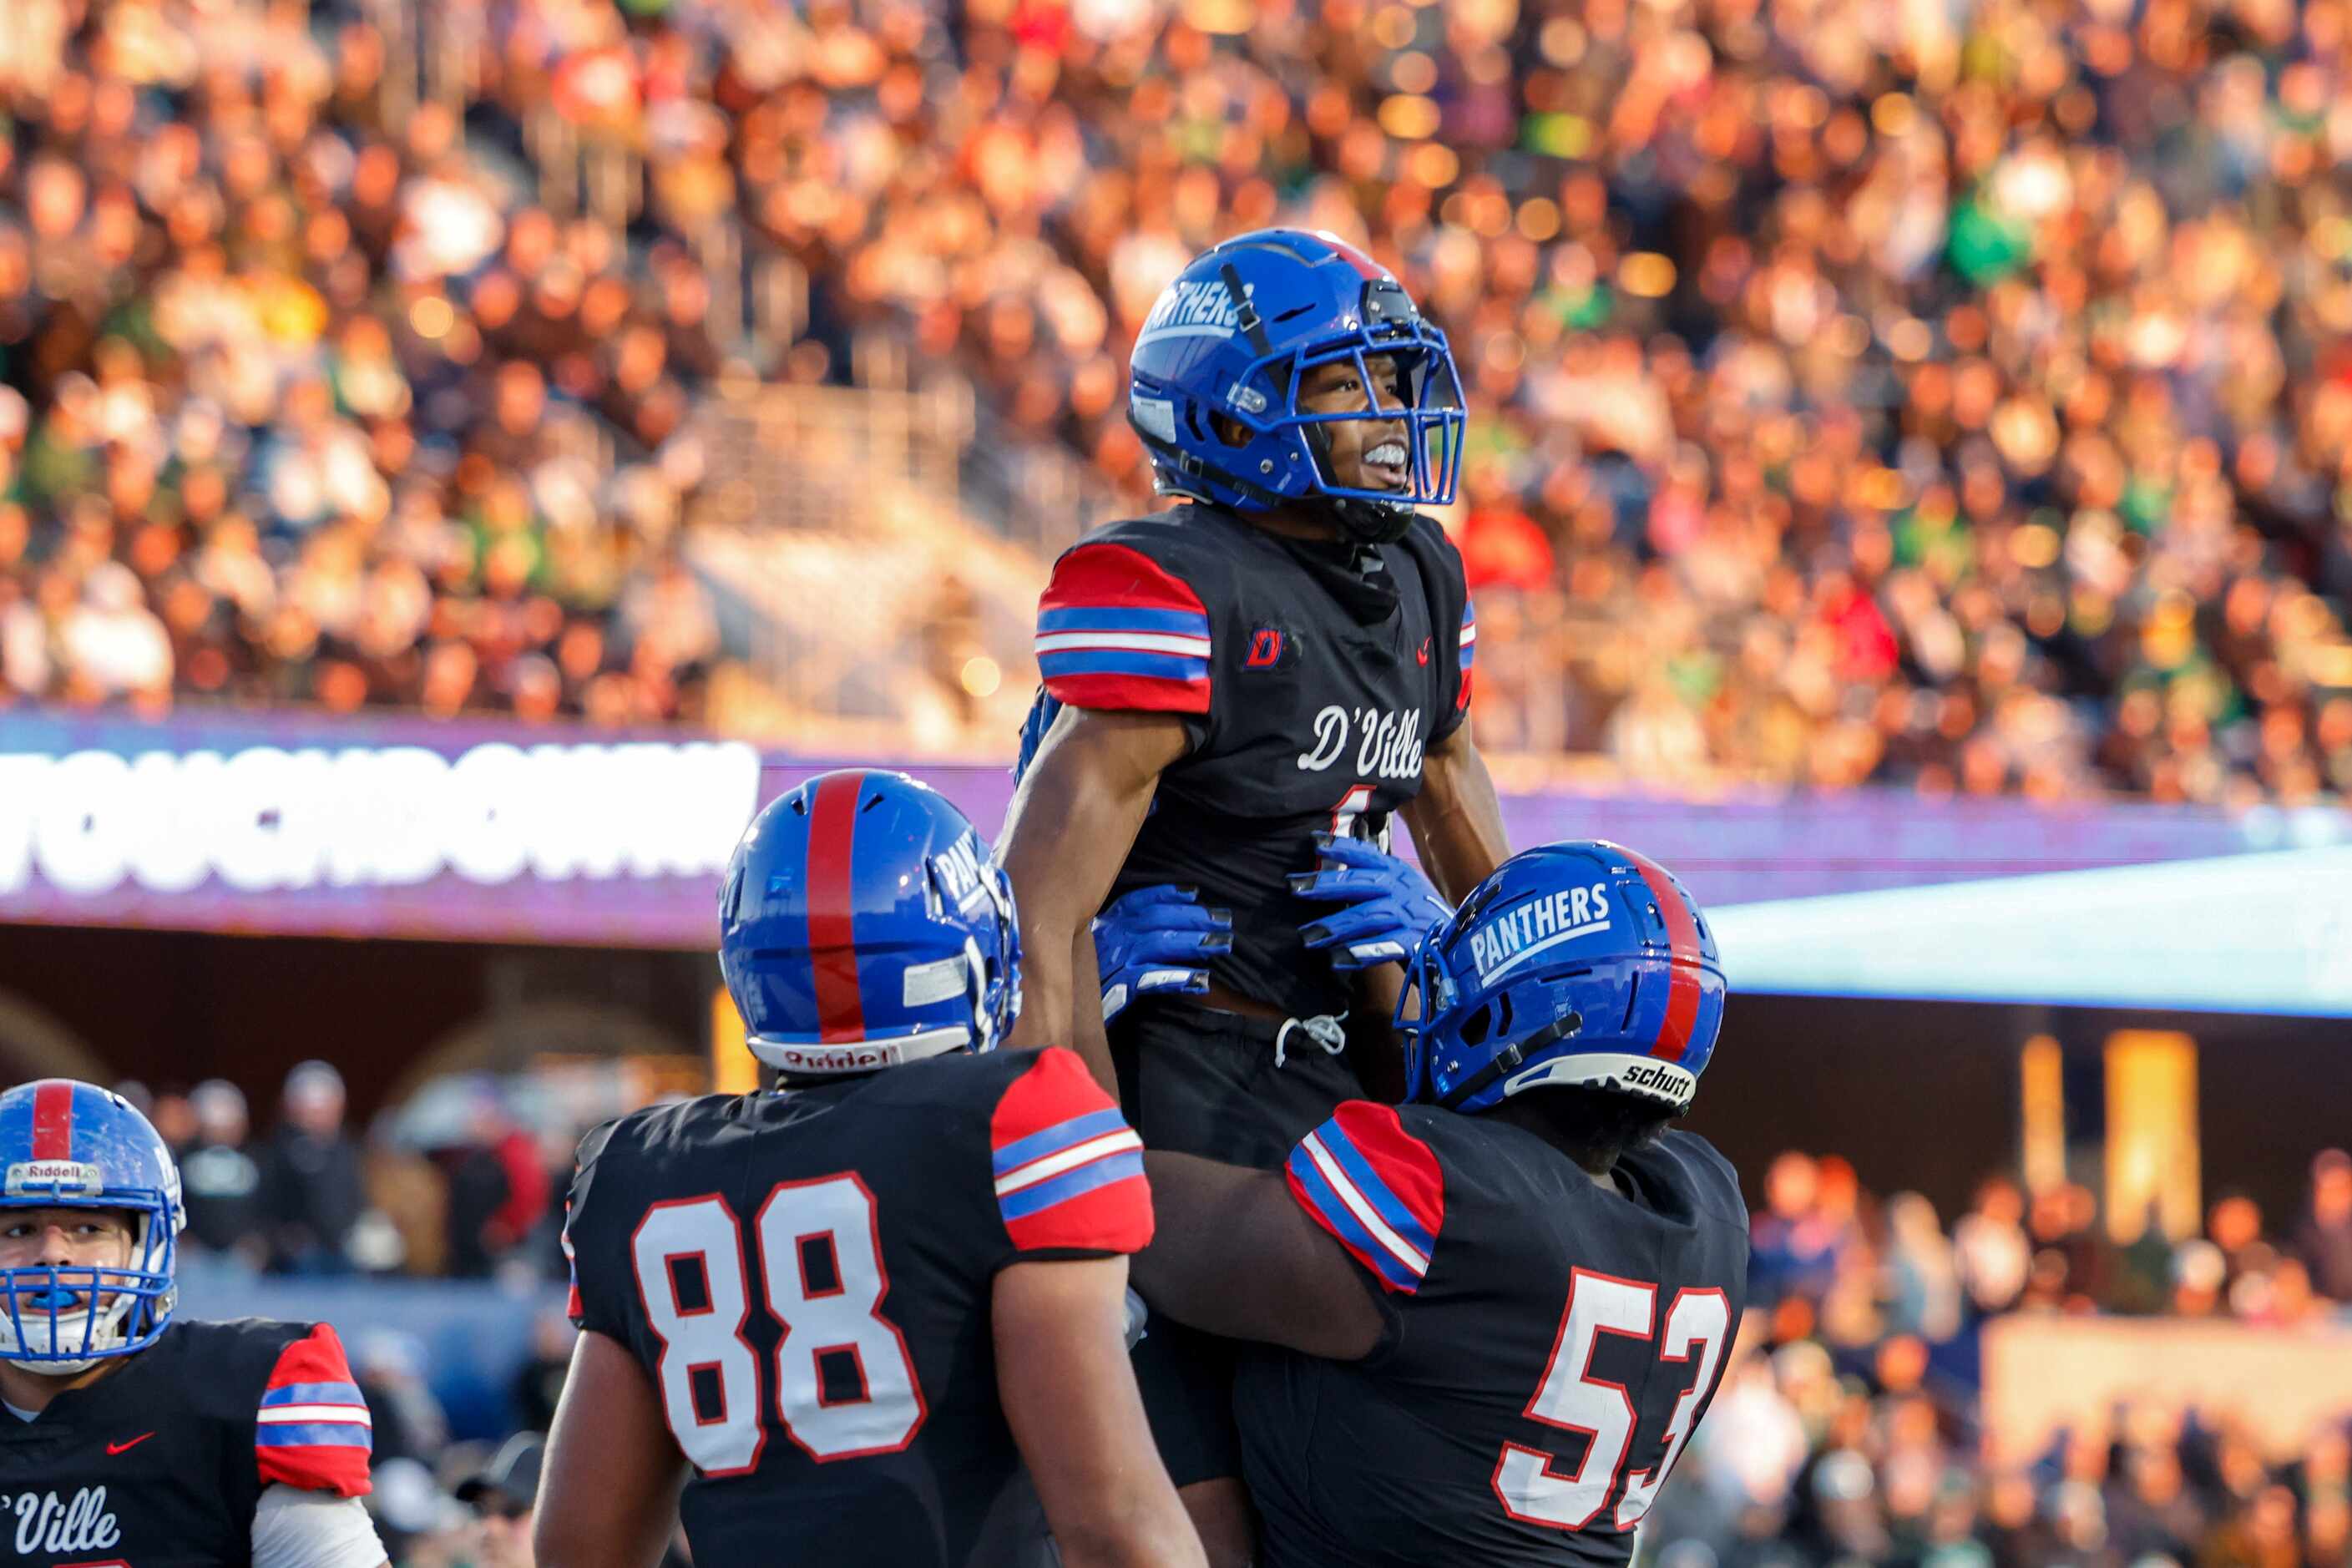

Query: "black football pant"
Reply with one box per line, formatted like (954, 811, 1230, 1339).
(1111, 999, 1363, 1487)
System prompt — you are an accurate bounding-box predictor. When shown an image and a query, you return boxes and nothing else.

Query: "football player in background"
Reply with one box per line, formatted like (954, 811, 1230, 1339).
(998, 226, 1510, 1558)
(536, 770, 1202, 1568)
(0, 1079, 387, 1568)
(1132, 842, 1748, 1567)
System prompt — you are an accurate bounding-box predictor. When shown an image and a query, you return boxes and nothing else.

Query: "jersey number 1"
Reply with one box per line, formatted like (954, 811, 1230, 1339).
(1495, 1269, 1729, 1532)
(630, 1178, 925, 1474)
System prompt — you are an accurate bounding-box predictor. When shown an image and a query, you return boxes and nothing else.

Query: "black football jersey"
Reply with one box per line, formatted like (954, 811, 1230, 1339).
(0, 1317, 374, 1567)
(1030, 503, 1474, 1019)
(563, 1048, 1152, 1568)
(1237, 1102, 1749, 1567)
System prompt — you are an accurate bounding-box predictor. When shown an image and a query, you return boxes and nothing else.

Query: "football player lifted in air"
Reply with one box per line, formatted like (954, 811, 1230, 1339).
(536, 771, 1202, 1568)
(1133, 842, 1749, 1567)
(998, 227, 1511, 1559)
(0, 1079, 387, 1568)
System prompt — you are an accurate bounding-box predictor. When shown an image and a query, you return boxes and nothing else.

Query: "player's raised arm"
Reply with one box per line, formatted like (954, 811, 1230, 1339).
(999, 701, 1190, 1084)
(1130, 1147, 1388, 1363)
(533, 1328, 689, 1568)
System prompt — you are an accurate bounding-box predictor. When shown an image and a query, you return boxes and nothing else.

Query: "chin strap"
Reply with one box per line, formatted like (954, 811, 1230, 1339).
(1326, 495, 1414, 544)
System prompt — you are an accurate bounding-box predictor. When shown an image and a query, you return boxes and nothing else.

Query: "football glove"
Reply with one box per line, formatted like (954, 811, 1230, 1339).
(1093, 884, 1233, 1024)
(1292, 833, 1454, 971)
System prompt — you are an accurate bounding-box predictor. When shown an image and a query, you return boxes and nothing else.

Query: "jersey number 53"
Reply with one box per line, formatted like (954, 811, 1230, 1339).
(628, 1178, 925, 1474)
(1495, 1269, 1730, 1532)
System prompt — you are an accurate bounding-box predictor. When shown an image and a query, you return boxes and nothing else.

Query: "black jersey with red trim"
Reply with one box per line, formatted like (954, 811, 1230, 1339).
(1030, 502, 1475, 1019)
(563, 1047, 1151, 1568)
(0, 1317, 372, 1567)
(1233, 1101, 1748, 1567)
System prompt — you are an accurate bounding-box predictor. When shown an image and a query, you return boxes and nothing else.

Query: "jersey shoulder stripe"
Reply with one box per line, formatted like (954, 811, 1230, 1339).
(1456, 596, 1476, 708)
(255, 1323, 372, 1498)
(990, 1049, 1152, 1254)
(1037, 541, 1213, 715)
(1285, 1100, 1447, 1294)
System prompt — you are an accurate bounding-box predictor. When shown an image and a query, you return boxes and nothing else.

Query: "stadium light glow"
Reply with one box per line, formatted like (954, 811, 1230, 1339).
(1709, 846, 2352, 1017)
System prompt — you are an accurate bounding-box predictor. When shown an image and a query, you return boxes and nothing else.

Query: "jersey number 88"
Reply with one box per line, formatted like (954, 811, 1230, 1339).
(628, 1177, 926, 1474)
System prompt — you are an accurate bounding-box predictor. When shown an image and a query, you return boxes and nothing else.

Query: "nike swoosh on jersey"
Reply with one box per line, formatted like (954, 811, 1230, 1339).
(106, 1433, 154, 1455)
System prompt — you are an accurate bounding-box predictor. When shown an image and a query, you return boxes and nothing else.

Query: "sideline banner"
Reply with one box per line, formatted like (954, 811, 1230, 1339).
(3, 711, 2346, 1015)
(0, 711, 760, 948)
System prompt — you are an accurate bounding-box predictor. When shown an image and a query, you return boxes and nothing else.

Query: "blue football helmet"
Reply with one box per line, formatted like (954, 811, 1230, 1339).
(1399, 842, 1727, 1115)
(0, 1080, 185, 1372)
(1127, 228, 1466, 544)
(720, 769, 1023, 1079)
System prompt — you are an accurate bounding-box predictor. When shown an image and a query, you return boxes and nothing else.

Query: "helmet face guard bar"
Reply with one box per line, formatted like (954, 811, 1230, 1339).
(1204, 278, 1458, 512)
(1281, 333, 1467, 508)
(0, 1213, 176, 1367)
(1144, 263, 1465, 517)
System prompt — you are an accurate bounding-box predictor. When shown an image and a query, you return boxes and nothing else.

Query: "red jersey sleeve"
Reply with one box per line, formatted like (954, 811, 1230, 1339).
(990, 1048, 1153, 1256)
(254, 1323, 373, 1498)
(1284, 1101, 1447, 1294)
(1034, 542, 1213, 715)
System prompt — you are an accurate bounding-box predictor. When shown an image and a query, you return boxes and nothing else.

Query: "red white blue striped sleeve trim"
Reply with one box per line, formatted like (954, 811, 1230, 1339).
(1284, 1102, 1446, 1294)
(1456, 598, 1476, 710)
(255, 1323, 373, 1496)
(994, 1110, 1145, 1220)
(1035, 543, 1213, 714)
(990, 1049, 1153, 1253)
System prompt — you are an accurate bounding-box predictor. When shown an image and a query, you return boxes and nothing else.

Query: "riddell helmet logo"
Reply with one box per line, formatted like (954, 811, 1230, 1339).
(4, 1161, 102, 1196)
(766, 1043, 906, 1075)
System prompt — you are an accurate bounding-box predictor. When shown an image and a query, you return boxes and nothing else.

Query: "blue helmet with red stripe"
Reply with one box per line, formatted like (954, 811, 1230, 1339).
(1398, 842, 1726, 1115)
(0, 1080, 184, 1372)
(720, 770, 1023, 1080)
(1128, 227, 1466, 544)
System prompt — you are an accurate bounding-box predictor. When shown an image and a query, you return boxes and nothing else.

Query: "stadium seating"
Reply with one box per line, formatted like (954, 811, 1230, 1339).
(5, 0, 2349, 799)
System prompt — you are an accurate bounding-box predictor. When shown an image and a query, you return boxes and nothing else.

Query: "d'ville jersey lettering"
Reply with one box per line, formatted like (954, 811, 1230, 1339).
(9, 1487, 122, 1556)
(1295, 706, 1425, 781)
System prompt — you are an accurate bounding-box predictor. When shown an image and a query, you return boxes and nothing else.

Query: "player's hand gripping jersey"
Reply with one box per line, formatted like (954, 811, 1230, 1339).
(1242, 1101, 1749, 1568)
(1030, 502, 1475, 1019)
(0, 1318, 372, 1567)
(564, 1046, 1151, 1567)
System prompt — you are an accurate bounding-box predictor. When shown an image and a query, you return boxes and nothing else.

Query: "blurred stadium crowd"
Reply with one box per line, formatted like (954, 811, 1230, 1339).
(123, 1063, 2352, 1566)
(4, 0, 2352, 801)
